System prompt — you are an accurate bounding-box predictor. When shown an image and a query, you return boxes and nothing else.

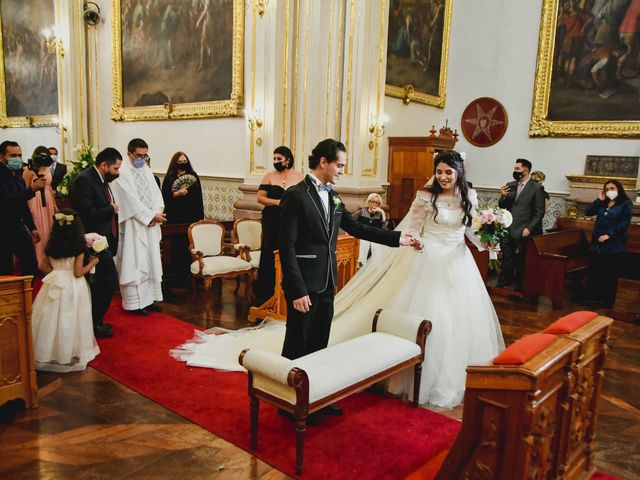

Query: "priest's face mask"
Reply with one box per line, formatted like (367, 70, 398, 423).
(129, 148, 149, 169)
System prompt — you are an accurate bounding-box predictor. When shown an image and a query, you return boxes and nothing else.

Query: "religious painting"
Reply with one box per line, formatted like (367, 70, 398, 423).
(584, 155, 639, 178)
(460, 97, 508, 147)
(111, 0, 244, 121)
(0, 0, 59, 127)
(385, 0, 452, 108)
(530, 0, 640, 137)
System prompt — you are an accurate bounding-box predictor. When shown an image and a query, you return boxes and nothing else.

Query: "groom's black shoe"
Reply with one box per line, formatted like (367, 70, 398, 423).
(145, 303, 162, 313)
(94, 324, 113, 338)
(133, 308, 149, 316)
(320, 403, 343, 416)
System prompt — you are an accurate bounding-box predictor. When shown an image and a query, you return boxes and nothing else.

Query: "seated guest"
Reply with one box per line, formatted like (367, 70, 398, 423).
(583, 179, 633, 309)
(25, 150, 58, 266)
(253, 146, 304, 305)
(161, 151, 205, 224)
(49, 146, 67, 193)
(0, 140, 46, 277)
(353, 193, 388, 265)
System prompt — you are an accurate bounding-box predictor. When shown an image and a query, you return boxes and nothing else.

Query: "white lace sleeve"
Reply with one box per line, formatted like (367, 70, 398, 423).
(407, 190, 431, 237)
(464, 189, 486, 251)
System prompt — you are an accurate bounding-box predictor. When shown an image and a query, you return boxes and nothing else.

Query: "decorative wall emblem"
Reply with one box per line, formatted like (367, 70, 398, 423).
(461, 97, 508, 147)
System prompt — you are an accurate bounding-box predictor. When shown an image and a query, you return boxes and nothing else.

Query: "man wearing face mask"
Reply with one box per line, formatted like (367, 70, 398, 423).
(70, 147, 123, 338)
(0, 140, 46, 276)
(48, 146, 67, 193)
(110, 138, 166, 316)
(497, 158, 545, 290)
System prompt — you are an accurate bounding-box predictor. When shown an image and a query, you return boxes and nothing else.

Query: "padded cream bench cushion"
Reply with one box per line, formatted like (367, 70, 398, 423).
(239, 308, 432, 474)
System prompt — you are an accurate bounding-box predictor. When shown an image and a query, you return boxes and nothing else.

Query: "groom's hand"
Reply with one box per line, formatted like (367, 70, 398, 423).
(400, 232, 423, 250)
(293, 295, 312, 313)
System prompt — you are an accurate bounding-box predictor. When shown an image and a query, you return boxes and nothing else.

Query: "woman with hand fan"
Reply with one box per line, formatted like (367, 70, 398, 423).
(161, 152, 204, 224)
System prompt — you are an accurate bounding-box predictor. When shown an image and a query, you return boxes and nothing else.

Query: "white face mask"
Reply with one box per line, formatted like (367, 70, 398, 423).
(51, 155, 57, 162)
(605, 190, 618, 200)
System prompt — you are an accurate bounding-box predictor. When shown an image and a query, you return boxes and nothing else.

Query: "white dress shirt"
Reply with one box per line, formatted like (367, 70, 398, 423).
(308, 173, 330, 218)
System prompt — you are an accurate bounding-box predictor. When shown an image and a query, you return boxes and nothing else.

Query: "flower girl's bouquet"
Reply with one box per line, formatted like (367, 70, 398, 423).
(472, 208, 513, 270)
(85, 233, 108, 282)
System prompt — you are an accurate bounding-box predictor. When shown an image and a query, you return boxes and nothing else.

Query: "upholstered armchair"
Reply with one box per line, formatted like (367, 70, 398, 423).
(233, 218, 262, 270)
(188, 220, 252, 295)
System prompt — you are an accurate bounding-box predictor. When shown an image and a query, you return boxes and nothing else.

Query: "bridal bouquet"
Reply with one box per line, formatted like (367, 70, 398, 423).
(472, 208, 512, 270)
(85, 233, 108, 282)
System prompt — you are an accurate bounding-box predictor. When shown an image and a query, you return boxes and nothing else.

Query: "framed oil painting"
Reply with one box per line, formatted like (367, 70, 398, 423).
(0, 0, 59, 128)
(530, 0, 640, 137)
(384, 0, 452, 108)
(111, 0, 244, 121)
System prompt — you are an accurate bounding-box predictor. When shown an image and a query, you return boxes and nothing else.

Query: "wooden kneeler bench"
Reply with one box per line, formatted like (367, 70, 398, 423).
(239, 308, 432, 474)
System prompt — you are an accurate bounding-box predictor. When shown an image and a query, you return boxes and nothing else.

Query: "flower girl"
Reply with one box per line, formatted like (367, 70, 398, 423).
(32, 210, 100, 372)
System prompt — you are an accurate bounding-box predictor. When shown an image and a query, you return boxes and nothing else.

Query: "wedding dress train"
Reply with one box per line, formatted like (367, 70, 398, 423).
(173, 189, 504, 408)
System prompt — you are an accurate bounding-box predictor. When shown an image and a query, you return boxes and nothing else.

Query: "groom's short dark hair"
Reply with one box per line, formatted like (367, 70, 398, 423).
(308, 139, 346, 170)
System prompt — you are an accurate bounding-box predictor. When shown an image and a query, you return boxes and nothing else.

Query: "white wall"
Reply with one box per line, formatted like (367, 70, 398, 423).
(381, 0, 640, 194)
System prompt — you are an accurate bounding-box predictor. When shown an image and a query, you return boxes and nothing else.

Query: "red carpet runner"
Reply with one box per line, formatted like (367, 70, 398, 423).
(90, 304, 460, 479)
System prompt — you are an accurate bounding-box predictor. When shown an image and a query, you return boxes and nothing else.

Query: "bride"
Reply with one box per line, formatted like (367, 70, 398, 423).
(174, 150, 504, 409)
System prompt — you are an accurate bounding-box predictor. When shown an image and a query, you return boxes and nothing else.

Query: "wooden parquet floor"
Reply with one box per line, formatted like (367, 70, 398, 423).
(1, 276, 638, 480)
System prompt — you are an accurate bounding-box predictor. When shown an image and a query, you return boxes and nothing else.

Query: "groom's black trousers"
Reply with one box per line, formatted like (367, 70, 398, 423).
(86, 248, 117, 327)
(282, 285, 334, 360)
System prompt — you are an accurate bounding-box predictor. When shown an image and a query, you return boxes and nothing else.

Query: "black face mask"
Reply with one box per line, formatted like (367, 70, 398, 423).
(512, 171, 524, 181)
(105, 172, 119, 183)
(274, 162, 287, 172)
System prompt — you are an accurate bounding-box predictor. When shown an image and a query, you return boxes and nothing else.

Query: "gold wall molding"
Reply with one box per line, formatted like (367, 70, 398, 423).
(529, 0, 640, 137)
(110, 0, 244, 121)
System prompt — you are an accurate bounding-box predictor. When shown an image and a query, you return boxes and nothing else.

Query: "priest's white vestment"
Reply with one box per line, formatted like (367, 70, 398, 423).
(111, 159, 164, 311)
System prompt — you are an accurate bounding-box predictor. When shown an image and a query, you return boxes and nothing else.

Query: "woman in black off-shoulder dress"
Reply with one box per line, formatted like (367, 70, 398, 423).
(253, 146, 304, 305)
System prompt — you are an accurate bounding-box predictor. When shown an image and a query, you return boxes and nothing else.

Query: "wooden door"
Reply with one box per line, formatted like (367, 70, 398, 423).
(387, 142, 434, 220)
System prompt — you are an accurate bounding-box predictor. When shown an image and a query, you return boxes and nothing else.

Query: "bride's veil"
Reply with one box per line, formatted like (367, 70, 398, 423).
(172, 208, 416, 371)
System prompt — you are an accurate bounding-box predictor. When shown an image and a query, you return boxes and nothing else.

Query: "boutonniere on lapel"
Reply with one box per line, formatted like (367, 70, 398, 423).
(331, 193, 342, 211)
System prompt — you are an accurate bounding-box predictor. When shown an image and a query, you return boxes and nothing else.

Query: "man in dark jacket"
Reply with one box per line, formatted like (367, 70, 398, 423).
(497, 158, 546, 289)
(70, 147, 122, 338)
(279, 139, 420, 366)
(0, 141, 46, 276)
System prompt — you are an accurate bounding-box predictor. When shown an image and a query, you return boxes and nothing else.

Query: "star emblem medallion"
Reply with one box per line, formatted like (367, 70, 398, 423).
(460, 97, 508, 147)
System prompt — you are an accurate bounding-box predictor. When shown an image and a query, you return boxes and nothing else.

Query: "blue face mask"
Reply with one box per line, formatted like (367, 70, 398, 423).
(7, 158, 23, 171)
(133, 156, 146, 169)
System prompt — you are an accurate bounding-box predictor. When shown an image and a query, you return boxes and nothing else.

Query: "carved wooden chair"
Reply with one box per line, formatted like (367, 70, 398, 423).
(233, 218, 262, 271)
(188, 220, 252, 296)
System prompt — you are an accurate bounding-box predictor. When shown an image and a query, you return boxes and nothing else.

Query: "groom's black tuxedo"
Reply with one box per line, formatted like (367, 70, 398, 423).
(279, 175, 401, 359)
(70, 167, 118, 329)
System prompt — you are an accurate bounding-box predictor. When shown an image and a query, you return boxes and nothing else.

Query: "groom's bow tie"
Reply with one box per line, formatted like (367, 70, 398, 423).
(317, 183, 333, 193)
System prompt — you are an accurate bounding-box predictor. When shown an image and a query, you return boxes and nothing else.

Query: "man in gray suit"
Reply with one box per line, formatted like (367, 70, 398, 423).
(497, 158, 545, 289)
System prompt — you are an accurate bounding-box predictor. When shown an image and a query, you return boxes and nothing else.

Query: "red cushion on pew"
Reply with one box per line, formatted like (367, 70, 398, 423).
(493, 333, 557, 365)
(543, 311, 598, 334)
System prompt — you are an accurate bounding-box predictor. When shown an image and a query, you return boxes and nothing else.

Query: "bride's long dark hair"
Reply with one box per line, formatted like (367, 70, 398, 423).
(427, 150, 473, 227)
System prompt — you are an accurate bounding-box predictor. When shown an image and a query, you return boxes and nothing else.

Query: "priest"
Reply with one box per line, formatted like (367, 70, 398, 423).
(111, 138, 166, 315)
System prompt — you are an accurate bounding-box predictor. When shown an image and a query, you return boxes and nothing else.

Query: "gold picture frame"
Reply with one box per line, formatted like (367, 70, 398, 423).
(0, 0, 60, 128)
(111, 0, 244, 122)
(530, 0, 640, 137)
(384, 0, 452, 108)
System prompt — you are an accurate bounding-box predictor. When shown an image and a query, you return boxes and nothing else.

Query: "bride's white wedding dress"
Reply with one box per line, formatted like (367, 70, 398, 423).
(173, 189, 504, 408)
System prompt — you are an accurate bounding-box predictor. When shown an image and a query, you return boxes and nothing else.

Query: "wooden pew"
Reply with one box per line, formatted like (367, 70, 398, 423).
(248, 235, 359, 322)
(555, 217, 640, 280)
(523, 229, 590, 308)
(435, 314, 613, 480)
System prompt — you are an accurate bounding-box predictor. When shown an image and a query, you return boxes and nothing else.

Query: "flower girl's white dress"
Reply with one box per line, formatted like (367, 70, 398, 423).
(174, 189, 504, 408)
(32, 257, 100, 372)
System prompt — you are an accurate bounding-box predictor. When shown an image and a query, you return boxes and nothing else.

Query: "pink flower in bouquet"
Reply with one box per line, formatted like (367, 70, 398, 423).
(472, 207, 511, 270)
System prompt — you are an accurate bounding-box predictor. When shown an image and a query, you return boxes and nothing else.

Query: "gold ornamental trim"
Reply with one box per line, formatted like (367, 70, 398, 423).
(111, 0, 244, 122)
(530, 0, 640, 137)
(384, 0, 452, 108)
(565, 175, 636, 186)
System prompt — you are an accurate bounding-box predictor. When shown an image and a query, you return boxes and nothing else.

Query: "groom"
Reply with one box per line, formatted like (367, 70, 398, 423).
(279, 139, 420, 374)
